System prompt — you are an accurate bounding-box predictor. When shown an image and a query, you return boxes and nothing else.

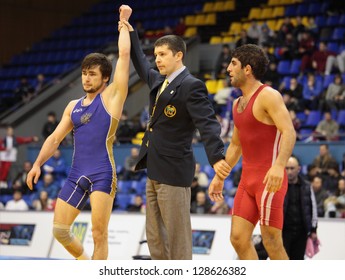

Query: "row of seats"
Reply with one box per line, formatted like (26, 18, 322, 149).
(0, 0, 210, 113)
(298, 110, 345, 128)
(205, 73, 345, 97)
(281, 73, 345, 91)
(248, 1, 329, 20)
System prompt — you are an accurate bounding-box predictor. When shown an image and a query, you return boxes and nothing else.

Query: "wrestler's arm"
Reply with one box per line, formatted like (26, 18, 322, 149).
(102, 6, 131, 119)
(208, 101, 242, 202)
(261, 88, 296, 192)
(26, 101, 75, 189)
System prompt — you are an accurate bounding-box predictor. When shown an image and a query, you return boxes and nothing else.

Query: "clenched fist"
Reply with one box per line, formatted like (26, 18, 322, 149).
(119, 5, 132, 21)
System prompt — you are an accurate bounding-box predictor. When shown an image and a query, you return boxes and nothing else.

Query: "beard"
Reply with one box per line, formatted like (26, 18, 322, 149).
(83, 83, 102, 94)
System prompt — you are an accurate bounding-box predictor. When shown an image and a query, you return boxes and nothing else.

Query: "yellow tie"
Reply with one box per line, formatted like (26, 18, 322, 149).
(158, 79, 169, 96)
(151, 79, 169, 120)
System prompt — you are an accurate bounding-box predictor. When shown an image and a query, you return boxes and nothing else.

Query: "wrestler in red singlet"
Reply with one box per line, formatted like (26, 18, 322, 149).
(232, 84, 287, 229)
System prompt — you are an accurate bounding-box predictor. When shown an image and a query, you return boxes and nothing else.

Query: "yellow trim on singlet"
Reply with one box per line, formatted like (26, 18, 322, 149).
(106, 117, 119, 197)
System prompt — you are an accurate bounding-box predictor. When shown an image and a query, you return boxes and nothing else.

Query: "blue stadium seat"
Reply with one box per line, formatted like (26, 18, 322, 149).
(299, 128, 313, 141)
(327, 42, 339, 53)
(115, 194, 134, 210)
(315, 15, 327, 28)
(339, 14, 345, 26)
(337, 110, 345, 128)
(296, 112, 307, 124)
(296, 4, 309, 16)
(282, 76, 291, 88)
(202, 165, 215, 178)
(327, 15, 340, 26)
(224, 180, 233, 192)
(307, 2, 323, 16)
(323, 74, 335, 89)
(277, 60, 291, 76)
(290, 59, 301, 75)
(225, 196, 234, 209)
(304, 111, 322, 128)
(0, 194, 13, 205)
(332, 28, 345, 41)
(131, 180, 146, 195)
(284, 5, 297, 17)
(320, 27, 332, 41)
(117, 180, 132, 194)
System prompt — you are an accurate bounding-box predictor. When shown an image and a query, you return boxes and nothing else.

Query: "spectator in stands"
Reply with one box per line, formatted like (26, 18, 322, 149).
(163, 25, 174, 36)
(281, 77, 304, 112)
(42, 111, 59, 140)
(34, 173, 60, 200)
(283, 93, 301, 114)
(32, 190, 55, 211)
(4, 190, 29, 211)
(13, 76, 35, 105)
(174, 17, 187, 37)
(258, 23, 275, 47)
(297, 30, 315, 66)
(155, 26, 174, 39)
(261, 43, 277, 64)
(194, 162, 209, 189)
(191, 176, 202, 206)
(277, 17, 294, 43)
(314, 111, 339, 141)
(325, 50, 345, 75)
(214, 44, 232, 79)
(289, 110, 301, 139)
(310, 144, 338, 176)
(123, 147, 144, 180)
(321, 74, 345, 111)
(311, 175, 329, 217)
(292, 16, 306, 42)
(323, 177, 345, 218)
(208, 199, 230, 215)
(246, 19, 261, 45)
(277, 32, 298, 60)
(302, 72, 323, 111)
(283, 155, 318, 260)
(334, 178, 345, 217)
(9, 160, 33, 195)
(323, 162, 342, 196)
(263, 61, 280, 90)
(311, 42, 337, 75)
(34, 73, 47, 96)
(134, 21, 146, 42)
(0, 125, 39, 188)
(235, 29, 255, 48)
(126, 194, 145, 213)
(213, 78, 232, 115)
(341, 153, 345, 177)
(116, 110, 137, 144)
(306, 17, 318, 39)
(190, 190, 212, 214)
(216, 114, 231, 144)
(42, 149, 68, 182)
(139, 105, 150, 132)
(339, 90, 345, 110)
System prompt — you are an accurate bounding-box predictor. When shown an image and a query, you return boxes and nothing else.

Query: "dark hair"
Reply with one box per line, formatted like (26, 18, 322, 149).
(154, 35, 186, 61)
(231, 44, 269, 80)
(81, 53, 112, 80)
(290, 154, 301, 166)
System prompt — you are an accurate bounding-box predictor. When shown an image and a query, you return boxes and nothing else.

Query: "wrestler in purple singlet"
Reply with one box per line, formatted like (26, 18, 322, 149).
(58, 93, 118, 209)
